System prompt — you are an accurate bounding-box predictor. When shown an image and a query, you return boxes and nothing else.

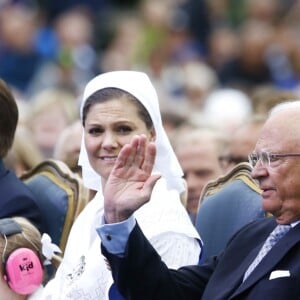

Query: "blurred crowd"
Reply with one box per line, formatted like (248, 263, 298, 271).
(2, 0, 300, 221)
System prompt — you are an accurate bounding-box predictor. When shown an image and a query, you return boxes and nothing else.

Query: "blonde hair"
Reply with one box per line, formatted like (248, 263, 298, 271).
(28, 88, 78, 123)
(0, 217, 41, 275)
(4, 126, 44, 176)
(0, 217, 62, 275)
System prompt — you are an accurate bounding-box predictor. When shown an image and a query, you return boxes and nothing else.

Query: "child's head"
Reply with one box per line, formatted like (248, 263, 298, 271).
(0, 217, 44, 297)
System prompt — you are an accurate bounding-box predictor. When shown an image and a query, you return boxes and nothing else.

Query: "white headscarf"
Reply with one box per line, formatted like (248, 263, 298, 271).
(78, 71, 185, 194)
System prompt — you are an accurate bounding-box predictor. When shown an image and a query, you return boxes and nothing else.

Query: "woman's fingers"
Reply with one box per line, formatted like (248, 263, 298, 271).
(113, 136, 139, 171)
(114, 135, 150, 175)
(135, 134, 146, 169)
(142, 141, 156, 175)
(124, 135, 140, 168)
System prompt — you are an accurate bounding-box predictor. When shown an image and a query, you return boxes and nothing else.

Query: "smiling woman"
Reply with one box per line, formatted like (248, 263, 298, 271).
(41, 71, 201, 300)
(81, 88, 155, 183)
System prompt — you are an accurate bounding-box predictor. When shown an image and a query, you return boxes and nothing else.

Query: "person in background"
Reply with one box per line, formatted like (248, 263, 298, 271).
(0, 4, 45, 96)
(26, 88, 78, 158)
(0, 79, 45, 234)
(219, 114, 266, 173)
(41, 71, 201, 299)
(53, 119, 83, 175)
(201, 88, 253, 135)
(53, 119, 95, 201)
(4, 126, 44, 177)
(173, 127, 228, 223)
(99, 100, 300, 299)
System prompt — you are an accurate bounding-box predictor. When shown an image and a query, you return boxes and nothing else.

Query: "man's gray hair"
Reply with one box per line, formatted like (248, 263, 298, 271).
(269, 100, 300, 116)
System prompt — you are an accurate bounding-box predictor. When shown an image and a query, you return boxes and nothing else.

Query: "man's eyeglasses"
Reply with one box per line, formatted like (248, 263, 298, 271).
(248, 151, 300, 168)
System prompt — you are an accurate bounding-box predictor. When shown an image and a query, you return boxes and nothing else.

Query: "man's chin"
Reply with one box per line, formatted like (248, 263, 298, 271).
(262, 197, 281, 213)
(265, 207, 284, 221)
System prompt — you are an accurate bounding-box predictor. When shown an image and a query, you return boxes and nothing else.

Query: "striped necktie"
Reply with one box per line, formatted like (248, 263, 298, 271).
(243, 224, 291, 281)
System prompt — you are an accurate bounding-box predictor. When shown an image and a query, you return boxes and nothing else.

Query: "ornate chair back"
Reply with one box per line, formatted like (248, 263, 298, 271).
(195, 162, 267, 260)
(20, 159, 90, 253)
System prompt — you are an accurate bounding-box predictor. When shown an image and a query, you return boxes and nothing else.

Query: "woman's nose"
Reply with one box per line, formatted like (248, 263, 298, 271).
(102, 132, 118, 148)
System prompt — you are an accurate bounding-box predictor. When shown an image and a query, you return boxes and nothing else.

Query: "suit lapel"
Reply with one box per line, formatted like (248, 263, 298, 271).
(204, 220, 275, 299)
(219, 243, 264, 298)
(230, 223, 300, 299)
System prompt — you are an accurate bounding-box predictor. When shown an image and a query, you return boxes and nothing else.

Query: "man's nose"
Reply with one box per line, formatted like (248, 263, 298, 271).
(251, 162, 268, 179)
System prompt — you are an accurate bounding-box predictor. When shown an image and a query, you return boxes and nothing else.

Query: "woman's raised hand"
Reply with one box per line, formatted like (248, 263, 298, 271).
(103, 135, 161, 223)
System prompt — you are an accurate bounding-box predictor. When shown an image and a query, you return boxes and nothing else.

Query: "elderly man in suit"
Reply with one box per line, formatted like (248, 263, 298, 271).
(98, 100, 300, 299)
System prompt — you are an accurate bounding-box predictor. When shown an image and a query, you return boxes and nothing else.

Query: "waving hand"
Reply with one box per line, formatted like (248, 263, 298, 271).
(103, 135, 161, 223)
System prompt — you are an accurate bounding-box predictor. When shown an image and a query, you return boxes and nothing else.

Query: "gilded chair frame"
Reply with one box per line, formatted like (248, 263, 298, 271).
(199, 162, 261, 205)
(20, 159, 89, 253)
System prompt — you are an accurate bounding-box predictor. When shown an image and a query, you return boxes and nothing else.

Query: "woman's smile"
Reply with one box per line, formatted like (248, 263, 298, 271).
(100, 155, 118, 161)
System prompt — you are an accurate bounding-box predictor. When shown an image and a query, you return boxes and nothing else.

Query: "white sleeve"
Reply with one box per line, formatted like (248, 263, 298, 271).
(149, 232, 202, 269)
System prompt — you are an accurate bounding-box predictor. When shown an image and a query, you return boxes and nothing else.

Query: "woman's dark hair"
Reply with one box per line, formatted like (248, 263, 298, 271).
(82, 88, 153, 130)
(0, 79, 18, 158)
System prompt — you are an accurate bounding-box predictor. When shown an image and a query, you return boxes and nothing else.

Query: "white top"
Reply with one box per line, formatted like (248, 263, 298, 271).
(28, 285, 44, 299)
(41, 178, 200, 300)
(41, 71, 201, 299)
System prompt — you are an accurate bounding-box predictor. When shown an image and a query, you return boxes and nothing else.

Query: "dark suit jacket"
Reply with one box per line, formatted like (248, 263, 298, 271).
(0, 160, 45, 233)
(102, 217, 300, 300)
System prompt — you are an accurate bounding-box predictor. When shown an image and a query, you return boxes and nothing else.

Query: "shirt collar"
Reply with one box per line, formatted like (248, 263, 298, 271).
(291, 220, 300, 227)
